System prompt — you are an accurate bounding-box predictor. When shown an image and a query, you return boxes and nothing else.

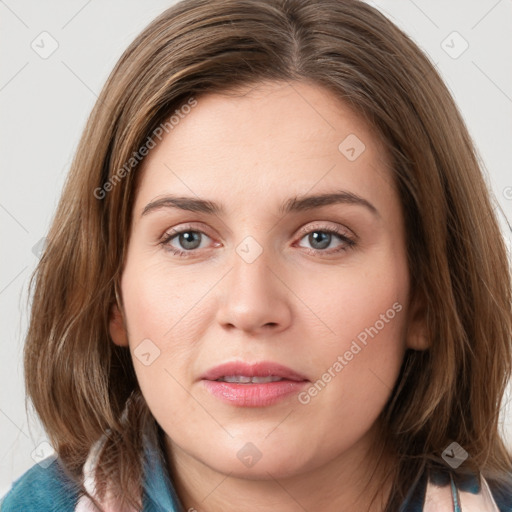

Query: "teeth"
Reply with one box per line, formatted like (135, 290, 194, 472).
(217, 375, 284, 384)
(222, 375, 252, 384)
(251, 376, 283, 383)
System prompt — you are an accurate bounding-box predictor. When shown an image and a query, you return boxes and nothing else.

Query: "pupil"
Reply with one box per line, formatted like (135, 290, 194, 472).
(180, 231, 201, 250)
(309, 231, 330, 250)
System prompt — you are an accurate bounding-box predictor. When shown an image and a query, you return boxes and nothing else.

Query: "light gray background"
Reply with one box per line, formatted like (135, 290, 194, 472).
(1, 0, 511, 497)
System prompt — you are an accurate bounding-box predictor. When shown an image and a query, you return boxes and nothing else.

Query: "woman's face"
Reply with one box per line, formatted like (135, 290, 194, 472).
(111, 80, 425, 481)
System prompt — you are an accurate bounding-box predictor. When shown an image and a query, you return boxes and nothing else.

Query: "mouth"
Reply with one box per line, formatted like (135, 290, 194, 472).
(200, 361, 309, 407)
(201, 360, 308, 382)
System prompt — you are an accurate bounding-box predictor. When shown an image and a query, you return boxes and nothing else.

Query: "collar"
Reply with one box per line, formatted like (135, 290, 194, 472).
(141, 425, 184, 511)
(76, 423, 184, 512)
(400, 465, 501, 512)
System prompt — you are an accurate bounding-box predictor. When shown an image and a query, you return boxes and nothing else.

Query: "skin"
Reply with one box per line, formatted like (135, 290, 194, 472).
(110, 80, 427, 512)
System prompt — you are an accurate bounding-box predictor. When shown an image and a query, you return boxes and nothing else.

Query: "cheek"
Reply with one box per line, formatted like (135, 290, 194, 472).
(292, 250, 408, 349)
(119, 259, 210, 396)
(121, 258, 214, 343)
(120, 253, 241, 428)
(292, 252, 408, 440)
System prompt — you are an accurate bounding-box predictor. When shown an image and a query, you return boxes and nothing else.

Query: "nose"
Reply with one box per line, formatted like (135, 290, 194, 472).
(215, 244, 292, 335)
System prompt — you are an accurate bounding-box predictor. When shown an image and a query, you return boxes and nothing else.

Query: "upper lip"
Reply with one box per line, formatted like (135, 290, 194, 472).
(201, 361, 309, 382)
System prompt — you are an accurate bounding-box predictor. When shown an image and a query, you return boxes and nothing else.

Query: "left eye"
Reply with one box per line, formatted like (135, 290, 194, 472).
(297, 228, 354, 252)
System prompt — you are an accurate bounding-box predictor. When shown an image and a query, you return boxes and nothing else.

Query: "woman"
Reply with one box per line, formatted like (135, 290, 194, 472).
(2, 0, 511, 510)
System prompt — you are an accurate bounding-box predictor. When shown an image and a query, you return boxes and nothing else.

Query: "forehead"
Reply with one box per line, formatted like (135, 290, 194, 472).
(135, 80, 395, 216)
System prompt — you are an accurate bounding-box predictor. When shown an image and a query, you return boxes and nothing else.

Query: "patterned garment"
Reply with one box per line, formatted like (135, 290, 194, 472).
(400, 465, 512, 511)
(2, 429, 512, 511)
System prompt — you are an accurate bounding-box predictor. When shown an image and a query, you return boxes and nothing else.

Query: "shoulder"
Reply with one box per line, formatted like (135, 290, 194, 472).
(0, 458, 80, 512)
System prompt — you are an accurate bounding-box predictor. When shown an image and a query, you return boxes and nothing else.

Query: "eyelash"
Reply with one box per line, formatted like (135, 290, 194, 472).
(159, 223, 356, 258)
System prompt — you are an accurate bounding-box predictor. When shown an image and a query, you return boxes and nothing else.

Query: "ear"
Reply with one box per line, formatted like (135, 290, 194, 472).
(109, 303, 129, 347)
(405, 289, 429, 351)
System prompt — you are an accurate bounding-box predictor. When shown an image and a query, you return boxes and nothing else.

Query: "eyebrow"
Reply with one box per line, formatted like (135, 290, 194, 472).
(141, 191, 379, 218)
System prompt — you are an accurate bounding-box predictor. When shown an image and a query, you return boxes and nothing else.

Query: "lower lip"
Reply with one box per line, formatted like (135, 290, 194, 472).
(202, 380, 309, 407)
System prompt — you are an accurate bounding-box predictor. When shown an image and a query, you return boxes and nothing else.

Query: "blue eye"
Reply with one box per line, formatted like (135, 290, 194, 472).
(297, 228, 355, 254)
(161, 229, 212, 257)
(172, 231, 203, 250)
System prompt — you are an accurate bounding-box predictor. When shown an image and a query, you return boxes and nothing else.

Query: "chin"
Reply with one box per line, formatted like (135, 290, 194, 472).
(196, 436, 316, 480)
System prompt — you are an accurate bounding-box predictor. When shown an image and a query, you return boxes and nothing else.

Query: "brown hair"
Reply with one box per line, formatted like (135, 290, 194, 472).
(24, 0, 512, 509)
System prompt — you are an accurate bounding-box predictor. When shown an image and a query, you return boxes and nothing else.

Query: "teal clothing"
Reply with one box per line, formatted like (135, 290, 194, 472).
(1, 428, 183, 512)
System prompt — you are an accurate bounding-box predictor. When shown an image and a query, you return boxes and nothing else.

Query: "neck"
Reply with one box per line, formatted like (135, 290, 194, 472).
(164, 421, 397, 512)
